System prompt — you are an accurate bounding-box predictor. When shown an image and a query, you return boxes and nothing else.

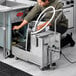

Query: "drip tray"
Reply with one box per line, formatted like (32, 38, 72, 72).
(16, 42, 25, 50)
(12, 41, 30, 51)
(12, 42, 26, 50)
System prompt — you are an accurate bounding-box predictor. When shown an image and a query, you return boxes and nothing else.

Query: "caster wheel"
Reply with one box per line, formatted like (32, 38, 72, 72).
(15, 57, 19, 60)
(40, 65, 50, 70)
(50, 63, 56, 70)
(40, 67, 45, 71)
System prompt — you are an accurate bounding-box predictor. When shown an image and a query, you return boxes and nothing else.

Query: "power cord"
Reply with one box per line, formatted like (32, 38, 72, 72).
(51, 49, 76, 64)
(60, 51, 76, 64)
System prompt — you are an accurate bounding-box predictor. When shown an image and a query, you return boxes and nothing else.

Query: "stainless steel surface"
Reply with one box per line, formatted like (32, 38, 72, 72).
(61, 0, 74, 28)
(3, 13, 6, 58)
(1, 1, 24, 7)
(0, 5, 11, 12)
(0, 0, 30, 12)
(63, 6, 74, 28)
(0, 12, 11, 58)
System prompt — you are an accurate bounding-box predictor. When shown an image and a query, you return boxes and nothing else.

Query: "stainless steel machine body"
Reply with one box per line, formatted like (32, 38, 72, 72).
(12, 21, 61, 69)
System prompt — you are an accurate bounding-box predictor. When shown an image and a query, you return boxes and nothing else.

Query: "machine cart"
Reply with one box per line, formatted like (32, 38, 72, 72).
(12, 6, 62, 70)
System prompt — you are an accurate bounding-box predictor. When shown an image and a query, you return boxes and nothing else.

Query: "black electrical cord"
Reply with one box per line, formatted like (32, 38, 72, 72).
(51, 49, 76, 64)
(60, 51, 76, 64)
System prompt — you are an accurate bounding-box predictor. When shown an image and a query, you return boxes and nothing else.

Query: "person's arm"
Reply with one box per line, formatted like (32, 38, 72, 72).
(13, 4, 41, 30)
(51, 2, 63, 25)
(24, 3, 41, 22)
(13, 20, 28, 30)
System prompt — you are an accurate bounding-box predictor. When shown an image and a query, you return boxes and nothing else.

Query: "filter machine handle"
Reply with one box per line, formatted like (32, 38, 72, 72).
(31, 6, 55, 35)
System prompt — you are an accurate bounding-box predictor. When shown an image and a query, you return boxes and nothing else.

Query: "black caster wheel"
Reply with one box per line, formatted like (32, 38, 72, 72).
(50, 63, 56, 70)
(40, 65, 50, 71)
(15, 57, 19, 60)
(40, 68, 45, 71)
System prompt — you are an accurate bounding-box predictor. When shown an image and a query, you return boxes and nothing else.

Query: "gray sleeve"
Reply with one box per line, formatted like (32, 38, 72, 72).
(42, 2, 63, 25)
(51, 2, 63, 25)
(24, 4, 41, 22)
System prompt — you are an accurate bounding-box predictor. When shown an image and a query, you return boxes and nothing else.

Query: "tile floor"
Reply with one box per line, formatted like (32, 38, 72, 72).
(0, 33, 76, 76)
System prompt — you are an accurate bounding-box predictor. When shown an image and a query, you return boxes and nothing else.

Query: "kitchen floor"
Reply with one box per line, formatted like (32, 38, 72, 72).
(0, 33, 76, 76)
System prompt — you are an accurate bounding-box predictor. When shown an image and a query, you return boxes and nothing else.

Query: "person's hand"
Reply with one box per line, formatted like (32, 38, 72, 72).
(13, 26, 20, 30)
(37, 25, 42, 30)
(37, 21, 52, 30)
